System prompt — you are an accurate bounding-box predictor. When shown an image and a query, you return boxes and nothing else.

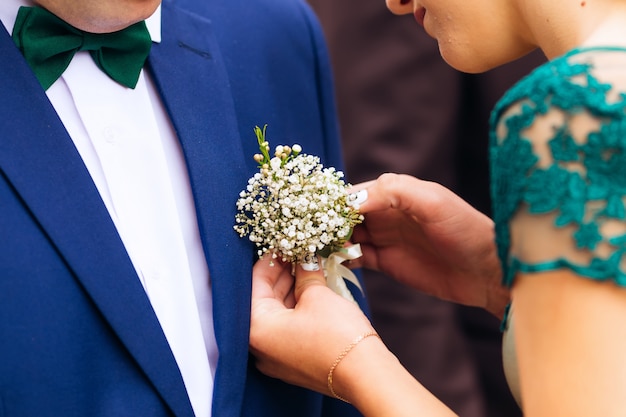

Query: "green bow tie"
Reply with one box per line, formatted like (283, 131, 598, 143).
(12, 6, 152, 90)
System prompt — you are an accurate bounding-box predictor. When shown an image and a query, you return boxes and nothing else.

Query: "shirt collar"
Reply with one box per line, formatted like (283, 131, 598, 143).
(145, 5, 162, 43)
(0, 0, 162, 43)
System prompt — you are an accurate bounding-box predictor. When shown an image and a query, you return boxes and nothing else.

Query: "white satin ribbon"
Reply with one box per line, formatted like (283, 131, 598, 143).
(322, 244, 363, 305)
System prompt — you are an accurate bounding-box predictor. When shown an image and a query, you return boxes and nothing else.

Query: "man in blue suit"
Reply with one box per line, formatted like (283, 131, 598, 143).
(0, 0, 366, 415)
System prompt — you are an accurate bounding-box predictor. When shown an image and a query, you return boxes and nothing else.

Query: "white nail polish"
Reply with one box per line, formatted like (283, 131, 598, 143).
(301, 253, 320, 271)
(301, 262, 320, 271)
(348, 189, 368, 208)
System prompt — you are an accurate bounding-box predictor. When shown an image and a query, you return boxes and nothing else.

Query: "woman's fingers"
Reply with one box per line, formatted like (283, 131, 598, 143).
(294, 259, 328, 301)
(351, 173, 465, 223)
(350, 173, 420, 214)
(251, 256, 296, 311)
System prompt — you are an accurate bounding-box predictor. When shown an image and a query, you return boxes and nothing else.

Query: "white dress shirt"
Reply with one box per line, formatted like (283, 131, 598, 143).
(0, 3, 218, 416)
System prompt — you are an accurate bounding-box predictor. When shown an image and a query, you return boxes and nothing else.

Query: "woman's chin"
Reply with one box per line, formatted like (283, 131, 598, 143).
(439, 50, 493, 74)
(439, 48, 525, 74)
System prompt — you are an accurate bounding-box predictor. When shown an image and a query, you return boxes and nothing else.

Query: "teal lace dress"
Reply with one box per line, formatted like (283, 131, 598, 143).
(490, 46, 626, 405)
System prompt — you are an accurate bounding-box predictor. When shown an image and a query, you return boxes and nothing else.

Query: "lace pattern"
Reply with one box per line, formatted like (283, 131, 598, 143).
(490, 47, 626, 287)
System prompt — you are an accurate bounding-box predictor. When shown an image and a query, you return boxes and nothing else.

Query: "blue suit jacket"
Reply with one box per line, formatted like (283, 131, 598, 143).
(0, 0, 367, 415)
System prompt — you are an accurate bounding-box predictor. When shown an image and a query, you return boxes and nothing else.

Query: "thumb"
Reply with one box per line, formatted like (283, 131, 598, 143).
(294, 258, 327, 301)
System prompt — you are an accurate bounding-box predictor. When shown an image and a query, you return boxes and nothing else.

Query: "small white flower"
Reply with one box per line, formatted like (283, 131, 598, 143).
(233, 125, 363, 263)
(270, 157, 282, 171)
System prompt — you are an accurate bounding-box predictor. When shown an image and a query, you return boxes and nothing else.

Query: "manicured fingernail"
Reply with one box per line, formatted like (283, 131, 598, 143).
(301, 254, 320, 271)
(348, 189, 368, 208)
(301, 262, 320, 271)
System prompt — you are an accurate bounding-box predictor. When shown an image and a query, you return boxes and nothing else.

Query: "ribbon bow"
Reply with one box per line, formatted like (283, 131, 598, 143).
(12, 6, 152, 90)
(323, 244, 364, 305)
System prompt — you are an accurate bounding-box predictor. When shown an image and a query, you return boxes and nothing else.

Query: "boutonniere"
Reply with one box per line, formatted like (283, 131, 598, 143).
(234, 125, 364, 303)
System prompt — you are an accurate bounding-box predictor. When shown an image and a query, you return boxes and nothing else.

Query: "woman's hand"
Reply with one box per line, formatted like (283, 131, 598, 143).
(249, 256, 375, 395)
(249, 256, 457, 417)
(351, 173, 509, 318)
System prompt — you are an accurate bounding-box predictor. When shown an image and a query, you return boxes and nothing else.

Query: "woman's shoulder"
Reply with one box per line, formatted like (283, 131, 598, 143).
(490, 46, 626, 287)
(492, 46, 626, 123)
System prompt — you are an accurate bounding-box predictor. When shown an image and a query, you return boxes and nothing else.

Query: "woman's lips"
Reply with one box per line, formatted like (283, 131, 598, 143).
(414, 8, 426, 27)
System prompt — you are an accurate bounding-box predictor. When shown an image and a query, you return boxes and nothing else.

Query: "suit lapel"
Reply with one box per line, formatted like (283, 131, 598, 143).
(0, 23, 195, 417)
(150, 3, 254, 414)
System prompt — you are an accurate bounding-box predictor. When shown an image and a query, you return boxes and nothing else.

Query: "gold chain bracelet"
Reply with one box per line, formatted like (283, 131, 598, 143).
(327, 330, 380, 403)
